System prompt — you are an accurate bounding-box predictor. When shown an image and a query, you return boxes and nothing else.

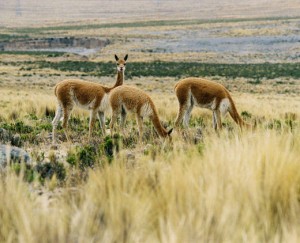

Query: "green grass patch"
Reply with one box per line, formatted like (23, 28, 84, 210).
(1, 60, 299, 79)
(66, 140, 116, 171)
(35, 61, 300, 79)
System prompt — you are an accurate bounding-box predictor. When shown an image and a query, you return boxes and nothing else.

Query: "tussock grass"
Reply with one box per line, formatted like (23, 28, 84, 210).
(0, 90, 300, 242)
(1, 129, 300, 242)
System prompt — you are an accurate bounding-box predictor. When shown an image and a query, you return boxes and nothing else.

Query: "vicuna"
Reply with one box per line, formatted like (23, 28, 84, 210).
(174, 78, 250, 130)
(109, 85, 173, 139)
(52, 54, 128, 144)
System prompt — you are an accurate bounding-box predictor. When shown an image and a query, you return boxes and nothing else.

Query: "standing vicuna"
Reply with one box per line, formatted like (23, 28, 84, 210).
(109, 85, 173, 139)
(174, 78, 250, 130)
(52, 54, 128, 145)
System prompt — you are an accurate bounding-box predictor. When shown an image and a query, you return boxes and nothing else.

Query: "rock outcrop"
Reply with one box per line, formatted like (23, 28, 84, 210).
(0, 37, 110, 52)
(0, 145, 31, 168)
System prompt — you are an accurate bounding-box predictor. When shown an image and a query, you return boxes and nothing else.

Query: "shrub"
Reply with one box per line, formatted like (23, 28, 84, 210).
(11, 163, 35, 183)
(78, 145, 97, 170)
(241, 111, 252, 119)
(2, 120, 33, 134)
(66, 152, 77, 167)
(66, 145, 98, 170)
(101, 134, 122, 160)
(35, 162, 66, 183)
(103, 136, 114, 159)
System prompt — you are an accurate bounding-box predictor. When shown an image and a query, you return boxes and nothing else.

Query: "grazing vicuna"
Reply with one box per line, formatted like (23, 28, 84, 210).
(174, 77, 250, 130)
(109, 85, 173, 139)
(52, 54, 128, 144)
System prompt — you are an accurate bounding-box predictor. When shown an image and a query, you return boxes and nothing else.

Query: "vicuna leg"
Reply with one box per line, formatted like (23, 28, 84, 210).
(212, 111, 217, 130)
(183, 101, 193, 127)
(215, 109, 222, 130)
(175, 90, 191, 128)
(62, 106, 73, 142)
(89, 110, 97, 140)
(136, 114, 143, 140)
(110, 111, 119, 137)
(175, 104, 187, 128)
(98, 111, 106, 136)
(52, 104, 63, 144)
(120, 106, 127, 128)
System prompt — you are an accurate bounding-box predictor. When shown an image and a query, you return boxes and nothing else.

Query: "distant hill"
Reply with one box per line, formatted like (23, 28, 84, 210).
(0, 0, 299, 27)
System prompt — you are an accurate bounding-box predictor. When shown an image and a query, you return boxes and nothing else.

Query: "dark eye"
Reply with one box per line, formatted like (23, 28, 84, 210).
(124, 64, 126, 66)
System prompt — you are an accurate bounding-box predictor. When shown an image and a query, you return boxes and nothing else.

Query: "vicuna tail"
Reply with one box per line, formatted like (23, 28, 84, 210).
(228, 95, 251, 129)
(54, 84, 59, 97)
(174, 82, 179, 91)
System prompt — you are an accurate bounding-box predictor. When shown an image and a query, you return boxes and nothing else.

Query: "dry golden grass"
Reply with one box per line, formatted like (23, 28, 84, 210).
(1, 126, 300, 242)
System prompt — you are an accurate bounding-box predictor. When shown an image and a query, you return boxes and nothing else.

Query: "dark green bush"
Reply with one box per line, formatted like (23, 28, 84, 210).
(35, 162, 66, 183)
(78, 145, 97, 170)
(38, 123, 52, 131)
(103, 136, 114, 159)
(66, 152, 77, 167)
(2, 120, 33, 133)
(66, 145, 98, 170)
(102, 134, 122, 160)
(11, 163, 35, 183)
(241, 111, 252, 119)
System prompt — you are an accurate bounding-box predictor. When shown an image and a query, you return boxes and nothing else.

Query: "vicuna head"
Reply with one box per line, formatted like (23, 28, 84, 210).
(115, 54, 128, 72)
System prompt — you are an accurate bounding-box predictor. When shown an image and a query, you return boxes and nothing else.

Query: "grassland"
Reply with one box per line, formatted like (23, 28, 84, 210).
(0, 96, 299, 241)
(1, 14, 300, 242)
(0, 57, 299, 241)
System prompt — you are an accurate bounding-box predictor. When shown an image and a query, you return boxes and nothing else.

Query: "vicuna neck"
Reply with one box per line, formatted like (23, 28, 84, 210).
(113, 70, 124, 88)
(105, 70, 124, 93)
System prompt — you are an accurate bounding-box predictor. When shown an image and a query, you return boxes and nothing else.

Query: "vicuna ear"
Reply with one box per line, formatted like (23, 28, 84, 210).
(115, 54, 119, 61)
(168, 128, 173, 135)
(124, 54, 128, 61)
